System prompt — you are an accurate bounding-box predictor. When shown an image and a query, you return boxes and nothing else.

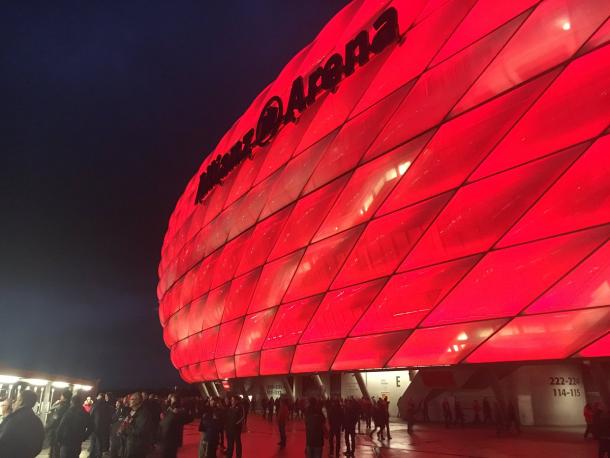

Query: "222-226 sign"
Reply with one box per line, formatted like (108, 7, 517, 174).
(195, 7, 401, 204)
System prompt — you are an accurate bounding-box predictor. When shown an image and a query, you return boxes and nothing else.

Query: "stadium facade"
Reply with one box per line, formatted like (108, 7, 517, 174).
(158, 0, 610, 425)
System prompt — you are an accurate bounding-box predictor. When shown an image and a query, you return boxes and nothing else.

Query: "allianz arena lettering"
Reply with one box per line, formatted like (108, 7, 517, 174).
(195, 7, 400, 203)
(159, 0, 610, 383)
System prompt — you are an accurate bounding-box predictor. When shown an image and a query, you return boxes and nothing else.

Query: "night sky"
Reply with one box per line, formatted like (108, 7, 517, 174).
(0, 1, 349, 389)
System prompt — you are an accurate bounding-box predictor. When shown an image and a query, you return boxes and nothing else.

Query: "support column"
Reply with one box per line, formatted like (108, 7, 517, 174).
(294, 376, 303, 400)
(591, 362, 610, 408)
(353, 372, 369, 399)
(282, 377, 295, 402)
(200, 383, 210, 398)
(488, 367, 508, 421)
(206, 381, 220, 397)
(313, 375, 328, 400)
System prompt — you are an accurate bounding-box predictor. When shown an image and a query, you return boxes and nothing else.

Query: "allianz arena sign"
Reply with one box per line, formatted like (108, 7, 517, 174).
(158, 0, 610, 383)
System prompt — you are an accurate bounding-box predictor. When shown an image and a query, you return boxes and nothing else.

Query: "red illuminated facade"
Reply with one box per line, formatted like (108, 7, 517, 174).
(158, 0, 610, 383)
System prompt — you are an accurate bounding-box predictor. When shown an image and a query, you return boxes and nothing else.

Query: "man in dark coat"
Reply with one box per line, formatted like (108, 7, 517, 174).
(57, 395, 93, 458)
(121, 392, 155, 458)
(225, 396, 245, 458)
(343, 399, 359, 457)
(305, 398, 326, 458)
(199, 399, 221, 458)
(327, 399, 343, 458)
(89, 392, 113, 458)
(110, 398, 130, 458)
(598, 409, 610, 458)
(46, 389, 72, 458)
(0, 390, 45, 458)
(277, 398, 289, 449)
(143, 392, 162, 444)
(159, 397, 189, 458)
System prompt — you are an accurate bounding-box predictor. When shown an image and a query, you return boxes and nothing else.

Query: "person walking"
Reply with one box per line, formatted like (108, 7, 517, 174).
(383, 396, 392, 439)
(494, 399, 505, 436)
(454, 399, 465, 427)
(327, 399, 343, 457)
(482, 397, 492, 424)
(242, 396, 250, 429)
(46, 389, 72, 458)
(57, 395, 93, 458)
(0, 390, 45, 458)
(362, 398, 372, 431)
(305, 398, 326, 458)
(277, 398, 289, 448)
(217, 398, 227, 450)
(473, 399, 482, 424)
(405, 399, 416, 434)
(506, 401, 520, 433)
(442, 398, 453, 428)
(370, 399, 387, 440)
(267, 397, 274, 421)
(343, 399, 358, 457)
(584, 403, 595, 438)
(422, 399, 430, 423)
(225, 396, 245, 458)
(598, 408, 610, 458)
(595, 403, 605, 440)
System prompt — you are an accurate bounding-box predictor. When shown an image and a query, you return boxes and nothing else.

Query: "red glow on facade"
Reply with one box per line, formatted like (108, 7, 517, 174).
(161, 0, 610, 383)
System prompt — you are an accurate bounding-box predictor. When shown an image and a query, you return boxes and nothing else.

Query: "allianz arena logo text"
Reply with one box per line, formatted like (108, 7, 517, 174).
(195, 7, 400, 204)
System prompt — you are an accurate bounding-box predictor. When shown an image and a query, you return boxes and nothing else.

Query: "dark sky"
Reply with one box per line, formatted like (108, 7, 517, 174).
(0, 1, 349, 389)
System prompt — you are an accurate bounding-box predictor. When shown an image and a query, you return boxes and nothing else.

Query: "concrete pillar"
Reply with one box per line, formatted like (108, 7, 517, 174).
(353, 372, 370, 399)
(488, 367, 508, 421)
(591, 362, 610, 408)
(200, 383, 210, 398)
(207, 381, 219, 397)
(294, 376, 303, 399)
(282, 377, 295, 402)
(313, 375, 328, 400)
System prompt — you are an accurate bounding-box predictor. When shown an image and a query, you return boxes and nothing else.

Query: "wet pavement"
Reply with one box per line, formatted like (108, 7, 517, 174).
(177, 413, 598, 458)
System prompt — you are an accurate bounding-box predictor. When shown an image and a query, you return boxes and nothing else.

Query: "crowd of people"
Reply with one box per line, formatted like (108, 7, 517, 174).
(195, 394, 391, 458)
(0, 388, 197, 458)
(0, 388, 610, 457)
(0, 389, 396, 458)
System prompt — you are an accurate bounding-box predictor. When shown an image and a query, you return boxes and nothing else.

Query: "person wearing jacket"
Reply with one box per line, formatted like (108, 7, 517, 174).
(225, 396, 245, 458)
(0, 390, 45, 458)
(327, 399, 344, 458)
(305, 398, 327, 458)
(57, 395, 93, 458)
(109, 398, 130, 458)
(343, 399, 359, 457)
(198, 399, 221, 458)
(159, 397, 188, 458)
(277, 398, 289, 448)
(46, 389, 72, 458)
(89, 392, 113, 458)
(121, 392, 155, 458)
